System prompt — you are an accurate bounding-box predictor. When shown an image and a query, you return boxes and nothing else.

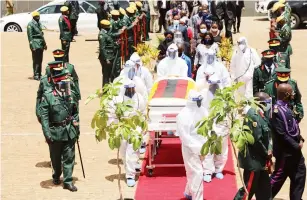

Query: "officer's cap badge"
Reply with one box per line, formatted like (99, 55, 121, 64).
(253, 122, 257, 127)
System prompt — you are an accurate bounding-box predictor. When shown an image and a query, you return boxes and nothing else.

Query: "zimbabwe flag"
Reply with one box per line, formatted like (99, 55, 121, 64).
(148, 79, 196, 101)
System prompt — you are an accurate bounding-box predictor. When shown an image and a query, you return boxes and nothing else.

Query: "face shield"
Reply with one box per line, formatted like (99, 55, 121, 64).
(124, 85, 136, 98)
(238, 39, 247, 52)
(259, 98, 272, 112)
(55, 79, 71, 97)
(167, 47, 178, 59)
(192, 96, 203, 107)
(127, 67, 136, 80)
(207, 53, 215, 65)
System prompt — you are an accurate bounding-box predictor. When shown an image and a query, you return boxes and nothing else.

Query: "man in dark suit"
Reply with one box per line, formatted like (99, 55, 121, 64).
(167, 15, 188, 42)
(233, 0, 244, 33)
(210, 0, 236, 42)
(157, 0, 170, 32)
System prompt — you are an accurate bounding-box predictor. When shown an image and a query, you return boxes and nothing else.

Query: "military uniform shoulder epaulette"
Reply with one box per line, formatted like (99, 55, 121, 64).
(273, 104, 279, 113)
(289, 78, 297, 84)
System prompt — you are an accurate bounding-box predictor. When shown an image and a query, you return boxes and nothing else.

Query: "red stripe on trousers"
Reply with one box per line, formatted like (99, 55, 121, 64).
(173, 79, 188, 98)
(243, 171, 255, 200)
(152, 80, 168, 98)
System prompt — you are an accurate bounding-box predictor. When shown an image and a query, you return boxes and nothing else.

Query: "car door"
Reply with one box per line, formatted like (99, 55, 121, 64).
(298, 1, 307, 22)
(37, 4, 62, 31)
(78, 1, 98, 32)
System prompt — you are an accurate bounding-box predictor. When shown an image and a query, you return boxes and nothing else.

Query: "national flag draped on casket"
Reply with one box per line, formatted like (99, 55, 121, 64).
(148, 78, 196, 101)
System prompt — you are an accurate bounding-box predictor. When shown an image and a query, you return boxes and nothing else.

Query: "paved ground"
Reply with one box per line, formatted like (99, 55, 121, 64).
(1, 17, 307, 200)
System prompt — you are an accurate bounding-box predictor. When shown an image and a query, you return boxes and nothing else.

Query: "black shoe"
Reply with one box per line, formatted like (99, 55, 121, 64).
(237, 29, 240, 33)
(53, 178, 61, 185)
(63, 184, 78, 192)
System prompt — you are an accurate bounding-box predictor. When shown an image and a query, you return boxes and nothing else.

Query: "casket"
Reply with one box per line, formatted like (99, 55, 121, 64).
(147, 77, 196, 131)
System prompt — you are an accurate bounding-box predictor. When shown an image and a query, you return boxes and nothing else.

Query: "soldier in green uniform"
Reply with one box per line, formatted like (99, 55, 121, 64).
(98, 20, 124, 87)
(36, 61, 62, 122)
(40, 68, 79, 192)
(234, 92, 272, 200)
(135, 1, 146, 42)
(275, 15, 292, 56)
(253, 49, 280, 94)
(140, 0, 151, 41)
(27, 11, 47, 80)
(268, 38, 290, 69)
(59, 6, 72, 63)
(64, 0, 80, 41)
(264, 67, 304, 122)
(126, 7, 138, 57)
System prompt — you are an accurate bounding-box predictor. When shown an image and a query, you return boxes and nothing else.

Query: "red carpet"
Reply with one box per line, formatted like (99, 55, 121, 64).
(135, 138, 238, 200)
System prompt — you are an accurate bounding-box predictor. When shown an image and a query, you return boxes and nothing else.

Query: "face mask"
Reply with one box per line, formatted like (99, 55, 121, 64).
(239, 44, 246, 52)
(260, 99, 272, 112)
(127, 68, 136, 80)
(167, 49, 177, 59)
(200, 28, 207, 33)
(173, 20, 179, 26)
(203, 39, 212, 45)
(124, 88, 135, 98)
(192, 97, 203, 108)
(198, 12, 203, 17)
(203, 12, 208, 18)
(264, 58, 274, 66)
(165, 37, 173, 42)
(34, 17, 40, 22)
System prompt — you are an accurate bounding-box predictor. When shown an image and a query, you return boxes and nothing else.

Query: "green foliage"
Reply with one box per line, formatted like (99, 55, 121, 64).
(197, 82, 259, 156)
(86, 80, 148, 151)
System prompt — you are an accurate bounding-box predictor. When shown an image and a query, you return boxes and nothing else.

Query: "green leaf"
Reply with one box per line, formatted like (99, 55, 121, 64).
(246, 133, 255, 145)
(210, 143, 216, 154)
(91, 117, 96, 129)
(201, 142, 210, 156)
(123, 128, 129, 140)
(211, 131, 217, 141)
(215, 140, 222, 155)
(108, 137, 115, 150)
(243, 125, 251, 131)
(114, 136, 121, 149)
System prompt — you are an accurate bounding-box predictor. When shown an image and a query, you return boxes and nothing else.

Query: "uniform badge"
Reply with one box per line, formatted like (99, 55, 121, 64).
(253, 122, 257, 127)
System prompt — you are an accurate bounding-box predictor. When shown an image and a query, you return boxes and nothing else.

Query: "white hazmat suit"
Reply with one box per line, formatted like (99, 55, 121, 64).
(230, 37, 261, 98)
(157, 43, 188, 78)
(130, 53, 154, 94)
(197, 56, 231, 182)
(118, 79, 146, 187)
(115, 60, 148, 101)
(177, 90, 208, 200)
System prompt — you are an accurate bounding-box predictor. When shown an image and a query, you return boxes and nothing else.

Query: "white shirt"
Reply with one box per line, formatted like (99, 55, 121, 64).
(265, 63, 275, 74)
(161, 0, 166, 9)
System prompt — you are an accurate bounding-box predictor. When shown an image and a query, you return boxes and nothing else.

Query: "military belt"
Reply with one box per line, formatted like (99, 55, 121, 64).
(50, 116, 72, 127)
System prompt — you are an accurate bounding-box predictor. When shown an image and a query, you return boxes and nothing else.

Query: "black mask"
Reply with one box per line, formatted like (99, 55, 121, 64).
(178, 51, 183, 57)
(124, 88, 135, 98)
(165, 38, 173, 43)
(264, 58, 274, 66)
(198, 12, 203, 17)
(34, 17, 40, 22)
(203, 39, 213, 45)
(270, 46, 280, 52)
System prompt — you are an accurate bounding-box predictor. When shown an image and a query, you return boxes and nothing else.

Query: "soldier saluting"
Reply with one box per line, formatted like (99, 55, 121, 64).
(59, 6, 72, 63)
(27, 11, 47, 80)
(39, 67, 80, 192)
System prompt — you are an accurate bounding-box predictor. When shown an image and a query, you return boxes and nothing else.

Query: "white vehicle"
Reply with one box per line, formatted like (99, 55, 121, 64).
(255, 0, 274, 19)
(0, 0, 98, 32)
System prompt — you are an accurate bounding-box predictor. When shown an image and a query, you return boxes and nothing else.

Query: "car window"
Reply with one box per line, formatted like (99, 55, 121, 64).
(37, 5, 62, 14)
(80, 2, 96, 13)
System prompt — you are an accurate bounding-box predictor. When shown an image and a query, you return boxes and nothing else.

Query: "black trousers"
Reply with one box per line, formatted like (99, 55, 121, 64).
(224, 18, 234, 43)
(234, 170, 272, 200)
(234, 6, 242, 31)
(158, 9, 167, 32)
(49, 139, 76, 185)
(270, 155, 306, 200)
(31, 48, 43, 78)
(70, 17, 78, 39)
(99, 58, 113, 87)
(61, 40, 70, 63)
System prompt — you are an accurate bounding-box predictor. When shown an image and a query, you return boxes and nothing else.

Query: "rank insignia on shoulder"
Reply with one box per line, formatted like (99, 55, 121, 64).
(253, 122, 257, 127)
